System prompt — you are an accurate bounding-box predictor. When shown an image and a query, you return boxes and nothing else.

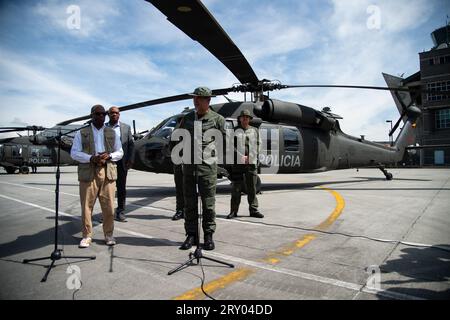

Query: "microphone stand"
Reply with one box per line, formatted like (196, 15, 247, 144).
(168, 116, 233, 276)
(23, 124, 96, 282)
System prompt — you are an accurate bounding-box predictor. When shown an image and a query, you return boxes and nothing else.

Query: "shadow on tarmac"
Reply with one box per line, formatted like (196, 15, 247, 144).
(378, 245, 450, 300)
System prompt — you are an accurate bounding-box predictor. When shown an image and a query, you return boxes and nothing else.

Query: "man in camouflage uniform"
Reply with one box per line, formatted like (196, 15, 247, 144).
(227, 110, 264, 219)
(175, 87, 225, 251)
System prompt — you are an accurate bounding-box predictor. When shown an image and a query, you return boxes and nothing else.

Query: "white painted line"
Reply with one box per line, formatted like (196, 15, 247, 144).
(207, 251, 361, 291)
(127, 203, 173, 213)
(0, 181, 76, 197)
(0, 181, 173, 214)
(0, 193, 157, 240)
(208, 251, 427, 300)
(0, 194, 79, 219)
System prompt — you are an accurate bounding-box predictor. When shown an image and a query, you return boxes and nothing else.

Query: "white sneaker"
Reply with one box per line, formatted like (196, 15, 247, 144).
(79, 237, 92, 248)
(105, 236, 116, 246)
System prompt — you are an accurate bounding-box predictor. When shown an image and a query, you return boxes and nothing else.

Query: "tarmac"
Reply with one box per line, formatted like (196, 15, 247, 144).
(0, 167, 449, 300)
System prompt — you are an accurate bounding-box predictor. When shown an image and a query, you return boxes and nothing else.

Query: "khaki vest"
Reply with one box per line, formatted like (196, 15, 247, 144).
(77, 126, 117, 182)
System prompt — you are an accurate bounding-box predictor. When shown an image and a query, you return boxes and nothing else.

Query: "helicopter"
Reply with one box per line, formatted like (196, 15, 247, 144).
(55, 0, 437, 186)
(13, 0, 446, 185)
(0, 125, 79, 174)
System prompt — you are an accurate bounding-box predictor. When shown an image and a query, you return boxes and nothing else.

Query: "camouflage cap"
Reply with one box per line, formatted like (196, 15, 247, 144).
(189, 86, 216, 97)
(238, 109, 253, 119)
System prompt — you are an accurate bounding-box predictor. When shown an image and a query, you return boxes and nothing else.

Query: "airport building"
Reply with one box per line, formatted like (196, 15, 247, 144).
(415, 24, 450, 166)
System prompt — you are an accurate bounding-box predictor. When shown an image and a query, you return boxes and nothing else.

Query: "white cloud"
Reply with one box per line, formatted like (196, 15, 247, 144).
(33, 0, 120, 38)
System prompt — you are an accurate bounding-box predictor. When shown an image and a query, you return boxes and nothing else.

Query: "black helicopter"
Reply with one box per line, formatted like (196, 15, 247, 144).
(56, 0, 433, 184)
(0, 125, 79, 174)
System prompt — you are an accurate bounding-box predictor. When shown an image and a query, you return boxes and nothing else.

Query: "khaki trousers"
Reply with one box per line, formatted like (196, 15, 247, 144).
(79, 166, 115, 238)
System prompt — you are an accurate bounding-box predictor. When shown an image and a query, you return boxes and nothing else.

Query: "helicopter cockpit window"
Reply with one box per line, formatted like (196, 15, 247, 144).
(42, 148, 52, 157)
(153, 117, 178, 139)
(42, 129, 56, 139)
(10, 146, 21, 157)
(225, 120, 234, 130)
(283, 127, 300, 152)
(31, 148, 40, 157)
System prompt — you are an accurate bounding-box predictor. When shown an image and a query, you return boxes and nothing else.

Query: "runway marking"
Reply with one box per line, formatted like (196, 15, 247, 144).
(0, 192, 426, 300)
(204, 251, 425, 300)
(0, 181, 76, 197)
(263, 186, 345, 265)
(0, 194, 77, 219)
(174, 268, 254, 300)
(0, 194, 160, 242)
(0, 181, 173, 213)
(174, 185, 345, 299)
(316, 186, 346, 231)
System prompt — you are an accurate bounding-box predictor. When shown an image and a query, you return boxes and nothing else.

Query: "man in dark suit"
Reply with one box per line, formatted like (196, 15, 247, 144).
(107, 106, 135, 222)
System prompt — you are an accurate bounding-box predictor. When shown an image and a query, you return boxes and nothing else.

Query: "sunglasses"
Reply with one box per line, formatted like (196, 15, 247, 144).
(93, 112, 107, 116)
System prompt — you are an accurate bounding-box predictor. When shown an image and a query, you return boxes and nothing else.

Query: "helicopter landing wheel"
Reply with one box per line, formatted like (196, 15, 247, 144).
(378, 164, 393, 181)
(19, 166, 30, 174)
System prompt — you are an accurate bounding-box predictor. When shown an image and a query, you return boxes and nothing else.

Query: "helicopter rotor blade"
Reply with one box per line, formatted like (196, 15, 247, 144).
(146, 0, 259, 85)
(284, 84, 450, 95)
(57, 88, 234, 126)
(57, 93, 193, 125)
(0, 126, 46, 134)
(0, 128, 25, 134)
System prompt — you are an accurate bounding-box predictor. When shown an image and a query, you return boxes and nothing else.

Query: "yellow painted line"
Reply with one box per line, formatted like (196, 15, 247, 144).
(263, 234, 316, 264)
(315, 186, 346, 231)
(173, 185, 345, 299)
(174, 267, 254, 300)
(264, 186, 345, 264)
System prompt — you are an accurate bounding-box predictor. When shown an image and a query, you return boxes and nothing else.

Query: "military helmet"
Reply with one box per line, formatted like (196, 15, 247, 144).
(189, 86, 216, 97)
(238, 109, 253, 119)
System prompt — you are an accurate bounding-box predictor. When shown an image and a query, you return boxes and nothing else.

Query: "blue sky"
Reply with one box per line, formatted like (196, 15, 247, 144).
(0, 0, 449, 140)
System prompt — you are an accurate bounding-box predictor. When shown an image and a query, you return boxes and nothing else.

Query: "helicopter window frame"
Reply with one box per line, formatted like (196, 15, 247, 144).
(41, 148, 52, 157)
(31, 148, 40, 157)
(151, 117, 178, 139)
(225, 120, 235, 130)
(283, 127, 300, 152)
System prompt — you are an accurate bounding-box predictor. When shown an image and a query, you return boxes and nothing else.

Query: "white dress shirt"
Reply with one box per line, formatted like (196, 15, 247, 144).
(71, 124, 124, 164)
(106, 121, 122, 140)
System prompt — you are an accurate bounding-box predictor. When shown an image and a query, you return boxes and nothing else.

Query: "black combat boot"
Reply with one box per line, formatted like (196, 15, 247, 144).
(250, 210, 264, 218)
(226, 211, 238, 219)
(203, 233, 215, 251)
(179, 234, 197, 250)
(172, 210, 184, 221)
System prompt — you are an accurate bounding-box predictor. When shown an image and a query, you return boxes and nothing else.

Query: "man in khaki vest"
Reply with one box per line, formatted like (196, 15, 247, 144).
(71, 105, 123, 248)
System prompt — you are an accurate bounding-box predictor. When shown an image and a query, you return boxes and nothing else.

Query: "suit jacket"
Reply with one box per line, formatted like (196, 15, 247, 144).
(119, 122, 135, 166)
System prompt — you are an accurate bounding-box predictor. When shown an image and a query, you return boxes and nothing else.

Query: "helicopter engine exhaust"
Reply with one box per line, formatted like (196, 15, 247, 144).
(254, 99, 336, 131)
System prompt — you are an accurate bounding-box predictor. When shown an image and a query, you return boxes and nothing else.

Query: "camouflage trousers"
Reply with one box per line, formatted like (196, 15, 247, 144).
(183, 171, 217, 235)
(230, 165, 259, 213)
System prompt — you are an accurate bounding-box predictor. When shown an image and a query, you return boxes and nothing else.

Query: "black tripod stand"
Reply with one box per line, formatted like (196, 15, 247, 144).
(23, 125, 96, 282)
(168, 166, 234, 276)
